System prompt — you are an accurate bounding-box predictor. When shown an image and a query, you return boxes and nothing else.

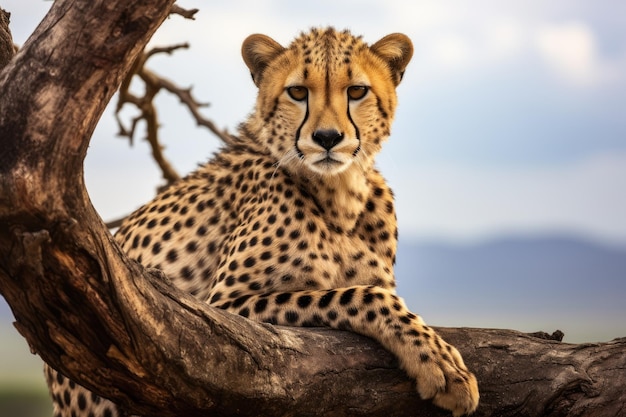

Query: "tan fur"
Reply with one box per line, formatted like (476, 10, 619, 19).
(45, 28, 478, 417)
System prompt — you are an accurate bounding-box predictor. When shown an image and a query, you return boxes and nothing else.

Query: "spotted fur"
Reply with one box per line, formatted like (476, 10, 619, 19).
(45, 27, 479, 417)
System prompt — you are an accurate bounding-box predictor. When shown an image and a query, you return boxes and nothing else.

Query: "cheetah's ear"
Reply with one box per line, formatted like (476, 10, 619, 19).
(370, 33, 414, 86)
(242, 34, 285, 87)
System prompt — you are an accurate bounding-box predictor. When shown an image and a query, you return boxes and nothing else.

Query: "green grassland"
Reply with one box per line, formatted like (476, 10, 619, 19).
(1, 322, 52, 417)
(0, 388, 52, 417)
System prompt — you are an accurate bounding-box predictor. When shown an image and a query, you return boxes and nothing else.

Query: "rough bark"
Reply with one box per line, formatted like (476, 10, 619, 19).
(0, 8, 15, 68)
(0, 2, 624, 417)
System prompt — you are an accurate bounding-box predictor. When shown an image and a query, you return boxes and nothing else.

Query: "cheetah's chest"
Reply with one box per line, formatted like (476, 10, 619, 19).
(207, 173, 397, 299)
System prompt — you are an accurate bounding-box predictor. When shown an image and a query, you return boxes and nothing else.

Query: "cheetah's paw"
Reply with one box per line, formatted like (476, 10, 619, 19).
(430, 366, 479, 417)
(403, 350, 479, 416)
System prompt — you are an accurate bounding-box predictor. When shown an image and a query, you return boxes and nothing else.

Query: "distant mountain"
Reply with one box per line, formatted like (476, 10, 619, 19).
(2, 234, 625, 343)
(394, 235, 626, 343)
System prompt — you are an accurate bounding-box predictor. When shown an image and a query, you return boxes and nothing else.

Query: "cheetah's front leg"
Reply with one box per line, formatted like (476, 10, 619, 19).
(214, 285, 479, 416)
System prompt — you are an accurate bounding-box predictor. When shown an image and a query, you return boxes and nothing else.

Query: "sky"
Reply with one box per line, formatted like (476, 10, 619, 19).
(4, 0, 626, 246)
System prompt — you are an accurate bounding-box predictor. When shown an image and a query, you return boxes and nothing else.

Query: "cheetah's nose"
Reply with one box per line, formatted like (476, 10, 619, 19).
(312, 129, 344, 151)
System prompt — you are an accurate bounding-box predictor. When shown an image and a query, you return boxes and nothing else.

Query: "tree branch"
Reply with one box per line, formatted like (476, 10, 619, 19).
(115, 44, 186, 184)
(0, 2, 624, 417)
(0, 8, 16, 69)
(170, 5, 199, 20)
(115, 7, 233, 186)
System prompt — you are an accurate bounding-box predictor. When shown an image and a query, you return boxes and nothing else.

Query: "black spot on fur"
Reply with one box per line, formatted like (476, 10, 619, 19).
(297, 295, 313, 308)
(285, 311, 299, 323)
(254, 298, 268, 313)
(319, 290, 336, 308)
(275, 292, 292, 304)
(339, 288, 356, 305)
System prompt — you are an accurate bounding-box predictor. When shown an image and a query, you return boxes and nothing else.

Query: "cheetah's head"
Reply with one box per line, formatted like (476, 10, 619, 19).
(242, 28, 413, 176)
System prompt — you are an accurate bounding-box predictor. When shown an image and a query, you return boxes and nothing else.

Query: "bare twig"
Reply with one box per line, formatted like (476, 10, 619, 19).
(151, 69, 235, 143)
(114, 8, 233, 188)
(170, 5, 198, 20)
(144, 43, 190, 60)
(104, 216, 126, 230)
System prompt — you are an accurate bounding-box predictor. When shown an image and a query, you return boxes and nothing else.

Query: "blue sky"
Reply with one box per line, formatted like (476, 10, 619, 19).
(5, 0, 626, 246)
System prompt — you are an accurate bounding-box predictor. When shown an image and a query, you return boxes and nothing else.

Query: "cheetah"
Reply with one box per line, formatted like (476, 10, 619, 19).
(45, 27, 479, 417)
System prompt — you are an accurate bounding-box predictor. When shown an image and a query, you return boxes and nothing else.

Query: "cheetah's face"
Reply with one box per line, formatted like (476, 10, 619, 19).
(242, 28, 413, 176)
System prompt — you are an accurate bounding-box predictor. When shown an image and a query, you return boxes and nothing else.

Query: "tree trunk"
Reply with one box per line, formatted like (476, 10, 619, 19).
(0, 2, 624, 416)
(0, 8, 15, 68)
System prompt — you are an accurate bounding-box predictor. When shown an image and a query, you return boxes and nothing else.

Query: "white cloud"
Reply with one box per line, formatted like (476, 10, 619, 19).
(534, 22, 599, 86)
(386, 1, 464, 32)
(429, 34, 473, 70)
(484, 19, 526, 59)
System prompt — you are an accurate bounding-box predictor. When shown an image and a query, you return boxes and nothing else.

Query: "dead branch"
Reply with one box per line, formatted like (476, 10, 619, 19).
(170, 5, 199, 20)
(115, 8, 233, 186)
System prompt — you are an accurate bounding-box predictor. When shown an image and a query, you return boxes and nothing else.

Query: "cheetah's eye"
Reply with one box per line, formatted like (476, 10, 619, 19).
(347, 86, 369, 101)
(287, 86, 308, 101)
